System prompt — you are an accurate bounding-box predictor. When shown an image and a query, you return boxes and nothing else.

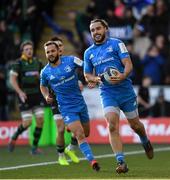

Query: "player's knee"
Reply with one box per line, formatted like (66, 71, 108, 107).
(57, 126, 65, 134)
(130, 123, 141, 132)
(106, 117, 118, 133)
(108, 122, 118, 133)
(36, 118, 44, 127)
(74, 130, 85, 141)
(22, 119, 32, 128)
(108, 126, 117, 133)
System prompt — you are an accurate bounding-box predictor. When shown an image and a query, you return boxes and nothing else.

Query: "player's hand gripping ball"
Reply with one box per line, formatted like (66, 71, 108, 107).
(103, 67, 119, 83)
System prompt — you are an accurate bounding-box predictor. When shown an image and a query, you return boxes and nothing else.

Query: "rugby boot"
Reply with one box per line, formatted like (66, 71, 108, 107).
(91, 160, 100, 172)
(116, 162, 129, 174)
(58, 154, 69, 165)
(64, 148, 80, 163)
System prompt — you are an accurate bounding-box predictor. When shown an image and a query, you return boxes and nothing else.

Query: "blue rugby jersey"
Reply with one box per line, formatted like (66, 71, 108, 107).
(84, 38, 133, 87)
(84, 37, 136, 102)
(40, 56, 86, 113)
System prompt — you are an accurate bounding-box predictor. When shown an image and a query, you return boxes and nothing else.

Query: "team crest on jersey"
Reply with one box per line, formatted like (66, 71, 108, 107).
(64, 65, 71, 72)
(50, 75, 55, 80)
(89, 54, 94, 59)
(106, 46, 113, 52)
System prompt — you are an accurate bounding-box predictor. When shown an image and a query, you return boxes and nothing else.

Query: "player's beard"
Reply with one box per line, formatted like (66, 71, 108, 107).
(94, 33, 106, 44)
(48, 54, 59, 64)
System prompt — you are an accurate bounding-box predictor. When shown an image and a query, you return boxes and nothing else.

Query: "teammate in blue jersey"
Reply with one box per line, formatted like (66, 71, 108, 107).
(40, 41, 100, 171)
(84, 19, 154, 174)
(49, 36, 80, 165)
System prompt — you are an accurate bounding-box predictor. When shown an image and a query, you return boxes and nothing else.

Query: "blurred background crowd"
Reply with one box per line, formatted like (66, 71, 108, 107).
(0, 0, 170, 121)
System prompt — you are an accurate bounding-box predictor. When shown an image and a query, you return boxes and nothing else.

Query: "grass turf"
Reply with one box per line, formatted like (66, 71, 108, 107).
(0, 144, 170, 179)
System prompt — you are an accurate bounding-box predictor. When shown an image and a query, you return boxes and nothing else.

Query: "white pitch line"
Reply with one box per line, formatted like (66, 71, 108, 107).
(0, 146, 170, 171)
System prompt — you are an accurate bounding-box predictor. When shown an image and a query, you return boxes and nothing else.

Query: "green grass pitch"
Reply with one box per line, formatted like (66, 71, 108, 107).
(0, 144, 170, 179)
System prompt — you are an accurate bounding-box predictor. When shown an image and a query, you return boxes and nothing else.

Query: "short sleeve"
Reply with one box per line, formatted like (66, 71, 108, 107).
(114, 39, 130, 60)
(10, 60, 20, 75)
(40, 69, 48, 87)
(73, 57, 83, 67)
(83, 50, 93, 74)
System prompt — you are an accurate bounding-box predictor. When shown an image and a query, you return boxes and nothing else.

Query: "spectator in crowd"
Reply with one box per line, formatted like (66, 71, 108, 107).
(0, 20, 14, 65)
(133, 23, 151, 59)
(7, 0, 44, 48)
(154, 34, 169, 60)
(150, 0, 170, 40)
(114, 0, 126, 18)
(123, 0, 154, 20)
(154, 34, 170, 84)
(42, 11, 79, 50)
(107, 6, 137, 42)
(141, 44, 165, 85)
(123, 7, 137, 29)
(139, 4, 155, 37)
(152, 88, 170, 117)
(0, 0, 56, 121)
(67, 10, 92, 54)
(87, 0, 113, 19)
(138, 76, 152, 118)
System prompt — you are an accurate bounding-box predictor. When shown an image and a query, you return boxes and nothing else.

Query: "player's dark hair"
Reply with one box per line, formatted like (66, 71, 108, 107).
(20, 40, 33, 52)
(50, 36, 63, 43)
(44, 41, 59, 49)
(90, 19, 108, 29)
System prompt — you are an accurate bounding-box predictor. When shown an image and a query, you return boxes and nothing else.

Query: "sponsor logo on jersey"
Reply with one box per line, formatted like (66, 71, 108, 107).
(93, 57, 114, 66)
(74, 57, 83, 66)
(118, 43, 128, 53)
(54, 75, 75, 87)
(25, 71, 39, 76)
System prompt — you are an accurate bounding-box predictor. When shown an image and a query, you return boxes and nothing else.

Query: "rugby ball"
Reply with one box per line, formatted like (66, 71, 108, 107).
(103, 67, 119, 82)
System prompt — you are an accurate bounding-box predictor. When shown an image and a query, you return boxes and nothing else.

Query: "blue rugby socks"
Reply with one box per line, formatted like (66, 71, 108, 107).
(79, 141, 94, 162)
(115, 152, 125, 164)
